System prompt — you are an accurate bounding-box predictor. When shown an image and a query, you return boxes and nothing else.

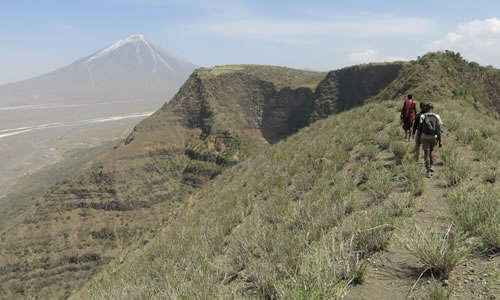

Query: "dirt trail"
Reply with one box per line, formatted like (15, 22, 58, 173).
(345, 137, 500, 300)
(345, 160, 452, 300)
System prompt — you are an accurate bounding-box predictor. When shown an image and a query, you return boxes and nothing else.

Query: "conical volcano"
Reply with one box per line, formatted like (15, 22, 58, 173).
(0, 34, 197, 105)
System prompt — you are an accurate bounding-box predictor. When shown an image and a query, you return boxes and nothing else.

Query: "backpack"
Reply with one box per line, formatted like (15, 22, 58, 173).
(403, 99, 415, 118)
(421, 114, 440, 136)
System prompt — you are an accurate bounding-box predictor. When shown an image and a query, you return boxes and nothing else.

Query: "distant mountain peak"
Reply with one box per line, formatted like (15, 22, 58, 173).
(85, 33, 153, 64)
(0, 34, 197, 105)
(127, 33, 146, 40)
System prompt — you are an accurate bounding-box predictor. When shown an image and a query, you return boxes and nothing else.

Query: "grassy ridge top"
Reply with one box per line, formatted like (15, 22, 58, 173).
(196, 64, 327, 90)
(82, 97, 500, 299)
(375, 51, 500, 117)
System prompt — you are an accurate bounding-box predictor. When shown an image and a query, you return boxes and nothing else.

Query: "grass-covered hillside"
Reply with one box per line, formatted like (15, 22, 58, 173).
(375, 51, 500, 117)
(1, 53, 499, 299)
(0, 61, 409, 299)
(82, 98, 499, 299)
(0, 65, 324, 299)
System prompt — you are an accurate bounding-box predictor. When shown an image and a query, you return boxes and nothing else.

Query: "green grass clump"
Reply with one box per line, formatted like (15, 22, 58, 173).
(338, 132, 360, 151)
(380, 111, 395, 124)
(471, 134, 488, 152)
(279, 234, 365, 299)
(358, 144, 378, 160)
(476, 140, 500, 161)
(484, 170, 498, 184)
(478, 123, 495, 138)
(429, 285, 452, 300)
(402, 162, 426, 196)
(444, 113, 460, 132)
(450, 187, 500, 252)
(388, 125, 404, 140)
(375, 135, 392, 150)
(391, 141, 409, 162)
(456, 127, 479, 145)
(439, 148, 470, 186)
(363, 164, 394, 202)
(400, 224, 467, 278)
(388, 194, 415, 217)
(353, 210, 394, 253)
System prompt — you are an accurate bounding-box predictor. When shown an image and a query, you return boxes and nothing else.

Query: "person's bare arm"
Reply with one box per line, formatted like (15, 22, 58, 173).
(437, 115, 443, 147)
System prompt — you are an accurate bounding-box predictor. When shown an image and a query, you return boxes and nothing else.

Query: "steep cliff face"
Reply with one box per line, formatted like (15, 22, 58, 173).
(311, 64, 403, 121)
(261, 87, 316, 142)
(167, 63, 404, 144)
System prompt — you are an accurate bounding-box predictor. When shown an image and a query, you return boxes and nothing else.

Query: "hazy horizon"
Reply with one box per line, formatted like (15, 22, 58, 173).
(1, 0, 500, 84)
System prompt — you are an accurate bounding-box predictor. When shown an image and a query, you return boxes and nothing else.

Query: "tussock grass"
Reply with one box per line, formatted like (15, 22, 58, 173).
(484, 170, 498, 184)
(363, 164, 394, 202)
(439, 148, 470, 186)
(352, 210, 394, 253)
(338, 132, 360, 151)
(379, 110, 396, 124)
(279, 234, 365, 299)
(478, 123, 495, 139)
(402, 162, 426, 196)
(429, 285, 452, 300)
(471, 134, 488, 152)
(476, 140, 500, 161)
(399, 224, 467, 278)
(376, 135, 392, 150)
(391, 141, 409, 162)
(456, 127, 480, 145)
(371, 105, 395, 125)
(450, 187, 500, 252)
(444, 112, 460, 132)
(388, 194, 415, 217)
(358, 144, 378, 160)
(388, 124, 404, 140)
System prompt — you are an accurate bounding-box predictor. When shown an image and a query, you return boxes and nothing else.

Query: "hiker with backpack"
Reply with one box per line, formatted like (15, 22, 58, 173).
(412, 101, 428, 161)
(400, 94, 417, 141)
(419, 103, 442, 177)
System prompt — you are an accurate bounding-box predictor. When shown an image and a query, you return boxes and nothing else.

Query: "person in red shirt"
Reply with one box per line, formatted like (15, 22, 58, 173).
(400, 94, 417, 141)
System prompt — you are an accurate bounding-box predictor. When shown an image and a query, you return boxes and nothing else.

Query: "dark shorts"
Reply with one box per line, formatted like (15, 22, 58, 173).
(420, 134, 436, 151)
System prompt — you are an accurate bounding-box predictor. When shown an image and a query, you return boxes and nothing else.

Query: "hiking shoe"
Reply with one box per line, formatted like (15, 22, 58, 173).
(426, 172, 432, 178)
(429, 166, 435, 173)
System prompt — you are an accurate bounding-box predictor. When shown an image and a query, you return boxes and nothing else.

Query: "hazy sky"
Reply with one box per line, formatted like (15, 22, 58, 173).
(1, 0, 500, 84)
